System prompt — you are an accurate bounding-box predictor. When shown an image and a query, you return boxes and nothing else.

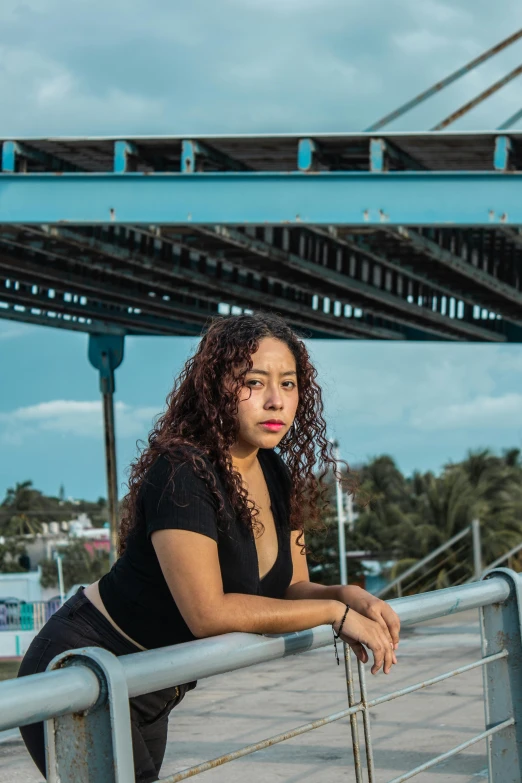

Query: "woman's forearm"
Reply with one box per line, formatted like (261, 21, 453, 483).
(194, 593, 345, 638)
(285, 580, 343, 601)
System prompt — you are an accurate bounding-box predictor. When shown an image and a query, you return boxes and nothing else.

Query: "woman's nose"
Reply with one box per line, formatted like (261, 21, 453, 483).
(264, 385, 283, 409)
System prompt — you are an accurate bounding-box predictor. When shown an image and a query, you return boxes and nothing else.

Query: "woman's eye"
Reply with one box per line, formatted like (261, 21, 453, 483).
(283, 381, 296, 389)
(246, 380, 262, 387)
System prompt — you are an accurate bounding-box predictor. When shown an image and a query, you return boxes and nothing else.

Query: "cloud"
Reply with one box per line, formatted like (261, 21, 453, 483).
(232, 0, 341, 10)
(0, 399, 159, 444)
(405, 0, 471, 25)
(410, 392, 522, 431)
(309, 342, 522, 432)
(303, 340, 522, 474)
(392, 30, 451, 56)
(0, 0, 518, 136)
(0, 43, 167, 135)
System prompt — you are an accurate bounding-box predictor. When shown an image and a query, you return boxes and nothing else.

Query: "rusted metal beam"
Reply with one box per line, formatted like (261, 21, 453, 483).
(433, 65, 522, 130)
(367, 28, 522, 131)
(385, 226, 522, 311)
(197, 225, 506, 342)
(1, 227, 391, 340)
(498, 107, 522, 130)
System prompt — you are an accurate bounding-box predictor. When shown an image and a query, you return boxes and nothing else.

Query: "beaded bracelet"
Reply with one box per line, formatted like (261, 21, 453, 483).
(332, 604, 350, 665)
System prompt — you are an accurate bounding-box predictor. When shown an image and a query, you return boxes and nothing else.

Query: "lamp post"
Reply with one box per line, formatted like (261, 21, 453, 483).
(54, 551, 65, 606)
(333, 441, 348, 586)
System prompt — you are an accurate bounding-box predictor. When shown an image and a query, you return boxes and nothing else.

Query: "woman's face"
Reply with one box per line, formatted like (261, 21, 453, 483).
(234, 337, 299, 452)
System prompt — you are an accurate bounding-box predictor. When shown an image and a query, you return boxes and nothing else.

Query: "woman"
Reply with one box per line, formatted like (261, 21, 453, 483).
(18, 313, 400, 783)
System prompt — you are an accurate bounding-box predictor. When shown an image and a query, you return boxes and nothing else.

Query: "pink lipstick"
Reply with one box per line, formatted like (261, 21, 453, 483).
(259, 420, 285, 432)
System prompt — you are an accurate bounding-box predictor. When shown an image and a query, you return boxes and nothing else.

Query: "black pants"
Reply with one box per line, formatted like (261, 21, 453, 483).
(18, 589, 195, 783)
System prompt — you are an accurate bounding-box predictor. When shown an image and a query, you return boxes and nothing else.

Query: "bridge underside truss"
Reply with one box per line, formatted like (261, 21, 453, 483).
(1, 131, 522, 342)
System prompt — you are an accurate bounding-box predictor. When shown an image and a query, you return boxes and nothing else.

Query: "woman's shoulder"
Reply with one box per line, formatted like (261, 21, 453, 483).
(142, 447, 218, 499)
(139, 448, 221, 538)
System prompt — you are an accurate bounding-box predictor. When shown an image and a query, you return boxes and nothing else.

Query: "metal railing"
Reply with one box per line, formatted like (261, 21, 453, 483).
(0, 567, 521, 782)
(377, 519, 483, 598)
(486, 540, 522, 571)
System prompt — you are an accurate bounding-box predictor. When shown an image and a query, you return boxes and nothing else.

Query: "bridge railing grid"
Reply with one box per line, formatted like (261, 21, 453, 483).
(0, 567, 520, 782)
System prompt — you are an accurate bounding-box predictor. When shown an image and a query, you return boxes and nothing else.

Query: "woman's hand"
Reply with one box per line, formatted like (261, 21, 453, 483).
(331, 601, 398, 675)
(337, 586, 400, 652)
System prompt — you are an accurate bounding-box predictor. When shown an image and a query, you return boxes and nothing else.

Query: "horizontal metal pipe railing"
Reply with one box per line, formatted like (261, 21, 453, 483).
(485, 540, 522, 571)
(159, 650, 510, 783)
(368, 649, 508, 708)
(123, 574, 512, 699)
(0, 666, 100, 730)
(163, 703, 364, 783)
(0, 573, 512, 733)
(386, 719, 516, 783)
(376, 526, 471, 598)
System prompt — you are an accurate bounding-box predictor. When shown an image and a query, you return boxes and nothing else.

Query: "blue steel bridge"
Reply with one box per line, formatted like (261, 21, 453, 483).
(1, 130, 522, 782)
(0, 130, 521, 344)
(1, 129, 522, 558)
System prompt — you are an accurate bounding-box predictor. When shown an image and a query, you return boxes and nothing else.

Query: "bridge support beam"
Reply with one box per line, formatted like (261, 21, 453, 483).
(88, 334, 125, 564)
(1, 171, 522, 226)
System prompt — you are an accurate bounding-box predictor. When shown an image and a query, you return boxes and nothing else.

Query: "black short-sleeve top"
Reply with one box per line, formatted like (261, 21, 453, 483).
(98, 448, 293, 649)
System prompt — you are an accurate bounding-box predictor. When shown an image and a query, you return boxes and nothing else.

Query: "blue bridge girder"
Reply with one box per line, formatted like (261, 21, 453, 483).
(0, 131, 522, 342)
(0, 171, 521, 227)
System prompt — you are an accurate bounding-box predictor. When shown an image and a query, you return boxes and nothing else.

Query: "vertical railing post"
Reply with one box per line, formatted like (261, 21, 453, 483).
(45, 647, 134, 782)
(472, 519, 482, 580)
(88, 334, 125, 565)
(481, 567, 522, 782)
(357, 660, 375, 781)
(344, 646, 363, 782)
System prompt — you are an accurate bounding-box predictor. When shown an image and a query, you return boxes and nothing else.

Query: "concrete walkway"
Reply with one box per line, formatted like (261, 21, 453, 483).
(0, 609, 489, 782)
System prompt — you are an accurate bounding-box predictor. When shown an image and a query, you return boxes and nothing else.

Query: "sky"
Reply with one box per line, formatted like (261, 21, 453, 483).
(1, 1, 522, 501)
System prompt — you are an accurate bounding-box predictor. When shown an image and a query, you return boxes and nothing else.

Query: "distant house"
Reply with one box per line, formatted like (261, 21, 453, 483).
(69, 514, 110, 554)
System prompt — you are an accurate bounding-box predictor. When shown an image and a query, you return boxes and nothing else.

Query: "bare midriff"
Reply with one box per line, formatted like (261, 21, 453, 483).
(83, 581, 147, 651)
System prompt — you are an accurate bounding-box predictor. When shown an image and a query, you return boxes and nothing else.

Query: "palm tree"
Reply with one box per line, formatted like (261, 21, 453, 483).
(1, 481, 43, 536)
(2, 480, 35, 513)
(353, 449, 522, 595)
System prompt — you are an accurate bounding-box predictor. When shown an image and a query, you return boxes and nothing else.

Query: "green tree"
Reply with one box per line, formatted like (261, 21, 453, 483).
(353, 448, 522, 594)
(0, 538, 28, 572)
(1, 481, 109, 534)
(40, 542, 110, 591)
(0, 480, 60, 535)
(1, 481, 41, 535)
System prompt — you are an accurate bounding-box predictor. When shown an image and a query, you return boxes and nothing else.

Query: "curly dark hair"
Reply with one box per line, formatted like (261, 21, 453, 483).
(118, 312, 352, 555)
